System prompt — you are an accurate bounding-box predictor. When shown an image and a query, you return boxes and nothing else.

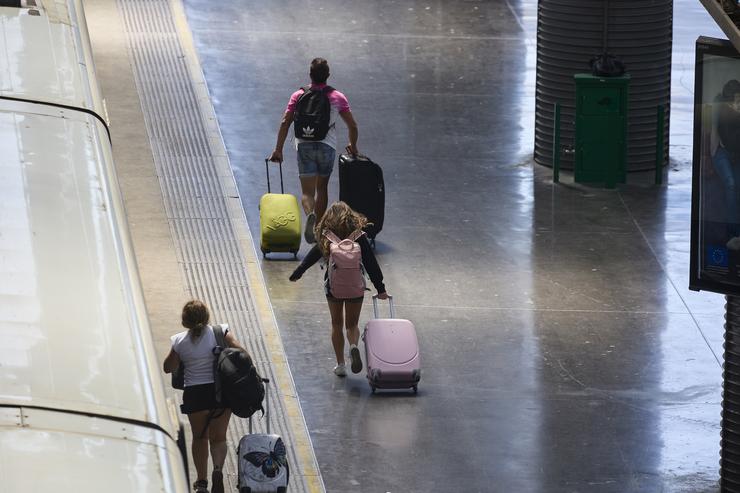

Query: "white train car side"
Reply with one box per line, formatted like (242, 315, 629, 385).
(0, 2, 188, 491)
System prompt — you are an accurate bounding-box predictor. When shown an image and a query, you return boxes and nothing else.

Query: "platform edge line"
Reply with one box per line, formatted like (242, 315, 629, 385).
(167, 0, 326, 490)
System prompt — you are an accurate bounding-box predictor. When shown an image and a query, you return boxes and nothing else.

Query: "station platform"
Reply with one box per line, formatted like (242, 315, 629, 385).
(85, 0, 726, 491)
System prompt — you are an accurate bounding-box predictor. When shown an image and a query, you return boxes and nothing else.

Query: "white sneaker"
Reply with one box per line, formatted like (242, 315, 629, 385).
(333, 363, 347, 377)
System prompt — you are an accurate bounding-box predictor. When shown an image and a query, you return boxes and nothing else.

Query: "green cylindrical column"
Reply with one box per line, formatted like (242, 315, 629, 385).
(535, 0, 672, 172)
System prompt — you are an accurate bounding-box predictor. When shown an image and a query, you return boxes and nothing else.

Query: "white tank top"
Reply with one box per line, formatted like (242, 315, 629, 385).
(171, 325, 227, 387)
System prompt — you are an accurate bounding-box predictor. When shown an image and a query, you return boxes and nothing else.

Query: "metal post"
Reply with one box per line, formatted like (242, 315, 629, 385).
(553, 102, 561, 184)
(655, 105, 665, 185)
(264, 158, 271, 193)
(721, 295, 740, 492)
(603, 0, 609, 52)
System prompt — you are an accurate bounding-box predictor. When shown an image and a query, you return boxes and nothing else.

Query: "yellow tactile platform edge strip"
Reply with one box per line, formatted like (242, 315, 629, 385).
(168, 0, 325, 490)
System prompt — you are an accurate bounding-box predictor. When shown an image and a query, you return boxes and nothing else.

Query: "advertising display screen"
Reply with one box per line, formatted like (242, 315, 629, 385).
(690, 36, 740, 295)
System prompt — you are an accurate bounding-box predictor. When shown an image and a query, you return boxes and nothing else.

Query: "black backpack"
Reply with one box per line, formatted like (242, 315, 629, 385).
(589, 52, 626, 77)
(293, 86, 334, 141)
(213, 327, 265, 419)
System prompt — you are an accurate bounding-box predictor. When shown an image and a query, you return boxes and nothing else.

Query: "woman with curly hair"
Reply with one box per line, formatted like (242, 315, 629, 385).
(289, 201, 389, 376)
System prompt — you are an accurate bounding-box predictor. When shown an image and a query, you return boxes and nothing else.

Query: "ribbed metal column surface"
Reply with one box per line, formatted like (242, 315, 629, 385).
(535, 0, 672, 172)
(115, 1, 311, 490)
(722, 295, 740, 492)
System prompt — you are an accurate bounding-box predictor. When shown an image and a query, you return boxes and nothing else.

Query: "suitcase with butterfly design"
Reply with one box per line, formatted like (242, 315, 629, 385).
(236, 378, 289, 493)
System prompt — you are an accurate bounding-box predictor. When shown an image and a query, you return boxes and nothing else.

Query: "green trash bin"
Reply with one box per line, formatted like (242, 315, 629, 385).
(574, 74, 630, 188)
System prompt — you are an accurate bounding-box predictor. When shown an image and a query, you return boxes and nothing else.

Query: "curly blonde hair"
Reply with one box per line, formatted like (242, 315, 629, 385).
(316, 202, 370, 257)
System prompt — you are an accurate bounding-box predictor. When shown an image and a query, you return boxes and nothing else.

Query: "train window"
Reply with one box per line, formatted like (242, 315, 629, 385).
(0, 0, 38, 7)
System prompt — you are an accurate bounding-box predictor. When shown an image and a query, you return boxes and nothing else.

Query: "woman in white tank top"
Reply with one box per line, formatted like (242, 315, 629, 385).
(163, 300, 247, 493)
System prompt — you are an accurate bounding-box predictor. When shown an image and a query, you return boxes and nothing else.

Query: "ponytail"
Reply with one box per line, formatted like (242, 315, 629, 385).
(190, 323, 206, 339)
(181, 300, 210, 339)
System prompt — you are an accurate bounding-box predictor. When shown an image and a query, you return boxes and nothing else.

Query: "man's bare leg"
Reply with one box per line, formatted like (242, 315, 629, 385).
(315, 175, 331, 220)
(299, 175, 317, 215)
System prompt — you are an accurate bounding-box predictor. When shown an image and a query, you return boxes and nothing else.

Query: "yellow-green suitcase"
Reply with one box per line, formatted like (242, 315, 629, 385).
(260, 159, 301, 258)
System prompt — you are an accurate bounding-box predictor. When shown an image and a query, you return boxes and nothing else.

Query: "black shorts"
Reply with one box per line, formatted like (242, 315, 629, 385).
(181, 383, 219, 414)
(326, 294, 364, 303)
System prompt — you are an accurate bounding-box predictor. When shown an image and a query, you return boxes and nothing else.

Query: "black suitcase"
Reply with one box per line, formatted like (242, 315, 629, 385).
(338, 153, 385, 243)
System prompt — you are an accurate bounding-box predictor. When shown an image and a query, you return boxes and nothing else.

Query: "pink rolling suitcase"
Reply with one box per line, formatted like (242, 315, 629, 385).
(362, 295, 421, 393)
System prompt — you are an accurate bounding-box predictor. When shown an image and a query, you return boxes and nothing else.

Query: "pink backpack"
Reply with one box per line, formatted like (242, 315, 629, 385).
(323, 229, 367, 298)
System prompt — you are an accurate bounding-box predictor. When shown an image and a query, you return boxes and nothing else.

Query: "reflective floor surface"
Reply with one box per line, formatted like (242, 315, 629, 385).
(183, 1, 726, 491)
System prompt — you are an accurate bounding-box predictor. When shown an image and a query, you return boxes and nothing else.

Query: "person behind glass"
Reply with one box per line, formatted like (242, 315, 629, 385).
(713, 79, 740, 248)
(289, 201, 388, 377)
(163, 300, 246, 493)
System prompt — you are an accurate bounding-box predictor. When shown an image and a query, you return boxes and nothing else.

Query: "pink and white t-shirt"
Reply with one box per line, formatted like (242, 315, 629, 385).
(286, 83, 350, 150)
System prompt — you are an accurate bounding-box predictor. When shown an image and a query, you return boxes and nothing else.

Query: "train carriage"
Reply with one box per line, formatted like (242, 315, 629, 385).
(0, 2, 189, 491)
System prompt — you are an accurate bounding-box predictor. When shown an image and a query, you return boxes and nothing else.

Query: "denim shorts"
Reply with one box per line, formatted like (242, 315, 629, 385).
(297, 142, 336, 177)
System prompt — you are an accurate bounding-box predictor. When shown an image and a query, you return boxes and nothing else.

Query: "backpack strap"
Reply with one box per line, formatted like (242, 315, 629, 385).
(299, 85, 334, 96)
(212, 324, 227, 352)
(295, 86, 310, 103)
(209, 324, 228, 423)
(323, 230, 342, 244)
(348, 229, 365, 242)
(324, 230, 363, 244)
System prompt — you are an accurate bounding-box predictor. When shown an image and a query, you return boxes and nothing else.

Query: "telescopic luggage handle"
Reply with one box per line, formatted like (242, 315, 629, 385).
(372, 294, 395, 319)
(264, 159, 285, 194)
(344, 147, 369, 161)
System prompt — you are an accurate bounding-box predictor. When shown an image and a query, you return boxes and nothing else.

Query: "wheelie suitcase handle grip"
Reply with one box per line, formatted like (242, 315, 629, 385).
(344, 146, 370, 161)
(372, 294, 395, 319)
(264, 158, 285, 194)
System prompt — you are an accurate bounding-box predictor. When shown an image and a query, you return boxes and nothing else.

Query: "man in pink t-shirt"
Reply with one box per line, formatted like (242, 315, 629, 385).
(268, 58, 359, 244)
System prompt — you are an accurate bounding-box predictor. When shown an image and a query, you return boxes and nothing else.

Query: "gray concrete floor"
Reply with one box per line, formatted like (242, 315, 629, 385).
(183, 0, 727, 491)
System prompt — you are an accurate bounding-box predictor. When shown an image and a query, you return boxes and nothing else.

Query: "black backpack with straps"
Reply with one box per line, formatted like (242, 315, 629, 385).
(212, 325, 265, 419)
(293, 86, 334, 141)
